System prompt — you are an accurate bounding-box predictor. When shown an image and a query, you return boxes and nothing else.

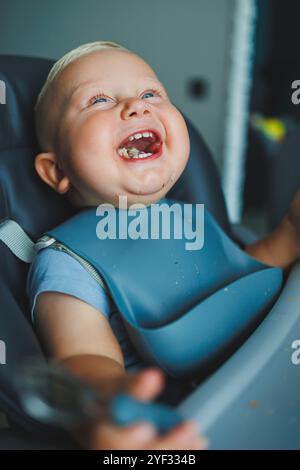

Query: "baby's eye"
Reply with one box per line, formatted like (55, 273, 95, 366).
(93, 96, 107, 104)
(141, 89, 163, 99)
(88, 93, 112, 106)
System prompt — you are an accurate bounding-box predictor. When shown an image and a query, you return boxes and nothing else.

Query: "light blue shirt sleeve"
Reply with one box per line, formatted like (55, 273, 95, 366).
(26, 247, 112, 324)
(26, 246, 147, 372)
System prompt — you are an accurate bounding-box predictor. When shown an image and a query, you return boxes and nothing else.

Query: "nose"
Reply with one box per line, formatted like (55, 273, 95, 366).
(121, 98, 151, 120)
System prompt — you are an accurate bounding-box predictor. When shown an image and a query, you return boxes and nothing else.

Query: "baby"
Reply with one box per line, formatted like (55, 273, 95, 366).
(27, 40, 300, 450)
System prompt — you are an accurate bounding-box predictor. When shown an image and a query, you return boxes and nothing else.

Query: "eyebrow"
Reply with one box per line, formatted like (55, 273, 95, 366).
(68, 77, 165, 101)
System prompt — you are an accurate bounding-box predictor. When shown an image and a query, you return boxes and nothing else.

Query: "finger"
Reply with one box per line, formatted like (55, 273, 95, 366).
(90, 421, 157, 450)
(125, 367, 165, 401)
(146, 420, 208, 451)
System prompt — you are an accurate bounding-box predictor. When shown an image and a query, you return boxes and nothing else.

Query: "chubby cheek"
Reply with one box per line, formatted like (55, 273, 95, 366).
(165, 106, 190, 171)
(65, 118, 117, 183)
(72, 114, 114, 158)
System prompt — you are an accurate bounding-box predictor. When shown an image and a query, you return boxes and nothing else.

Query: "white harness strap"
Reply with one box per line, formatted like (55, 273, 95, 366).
(0, 218, 107, 291)
(0, 219, 36, 263)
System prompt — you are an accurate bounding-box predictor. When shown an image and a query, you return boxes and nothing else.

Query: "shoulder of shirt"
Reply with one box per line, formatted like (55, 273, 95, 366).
(29, 244, 108, 293)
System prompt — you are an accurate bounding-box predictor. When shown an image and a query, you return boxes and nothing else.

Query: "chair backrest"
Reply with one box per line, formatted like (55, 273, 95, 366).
(0, 54, 231, 431)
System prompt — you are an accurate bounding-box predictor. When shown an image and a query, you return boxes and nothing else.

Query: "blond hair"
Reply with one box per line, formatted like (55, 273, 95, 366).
(35, 40, 131, 150)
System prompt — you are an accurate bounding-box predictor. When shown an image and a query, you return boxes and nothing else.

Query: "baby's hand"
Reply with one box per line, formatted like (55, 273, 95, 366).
(87, 417, 206, 450)
(287, 190, 300, 238)
(78, 367, 207, 450)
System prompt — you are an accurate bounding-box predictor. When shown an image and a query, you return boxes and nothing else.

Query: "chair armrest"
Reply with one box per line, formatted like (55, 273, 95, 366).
(177, 261, 300, 449)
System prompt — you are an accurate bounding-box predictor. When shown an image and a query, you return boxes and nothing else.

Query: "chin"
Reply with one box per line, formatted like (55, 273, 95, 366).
(129, 183, 173, 206)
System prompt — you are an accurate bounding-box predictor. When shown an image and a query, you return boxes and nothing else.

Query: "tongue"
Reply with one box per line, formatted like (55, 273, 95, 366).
(147, 140, 161, 154)
(125, 137, 150, 152)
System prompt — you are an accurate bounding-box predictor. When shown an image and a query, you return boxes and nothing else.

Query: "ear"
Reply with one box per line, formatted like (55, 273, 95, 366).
(34, 152, 70, 194)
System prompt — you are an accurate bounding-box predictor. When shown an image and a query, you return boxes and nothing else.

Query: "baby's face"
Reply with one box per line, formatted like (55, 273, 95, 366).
(50, 49, 190, 207)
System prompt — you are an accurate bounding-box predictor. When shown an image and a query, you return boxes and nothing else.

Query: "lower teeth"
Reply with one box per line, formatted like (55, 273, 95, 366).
(118, 146, 153, 159)
(131, 153, 152, 159)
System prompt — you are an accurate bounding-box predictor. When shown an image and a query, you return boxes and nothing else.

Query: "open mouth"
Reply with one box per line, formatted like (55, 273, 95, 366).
(117, 129, 163, 162)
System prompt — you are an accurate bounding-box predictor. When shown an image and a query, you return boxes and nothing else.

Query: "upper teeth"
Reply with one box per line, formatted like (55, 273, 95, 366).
(117, 131, 156, 159)
(128, 131, 154, 141)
